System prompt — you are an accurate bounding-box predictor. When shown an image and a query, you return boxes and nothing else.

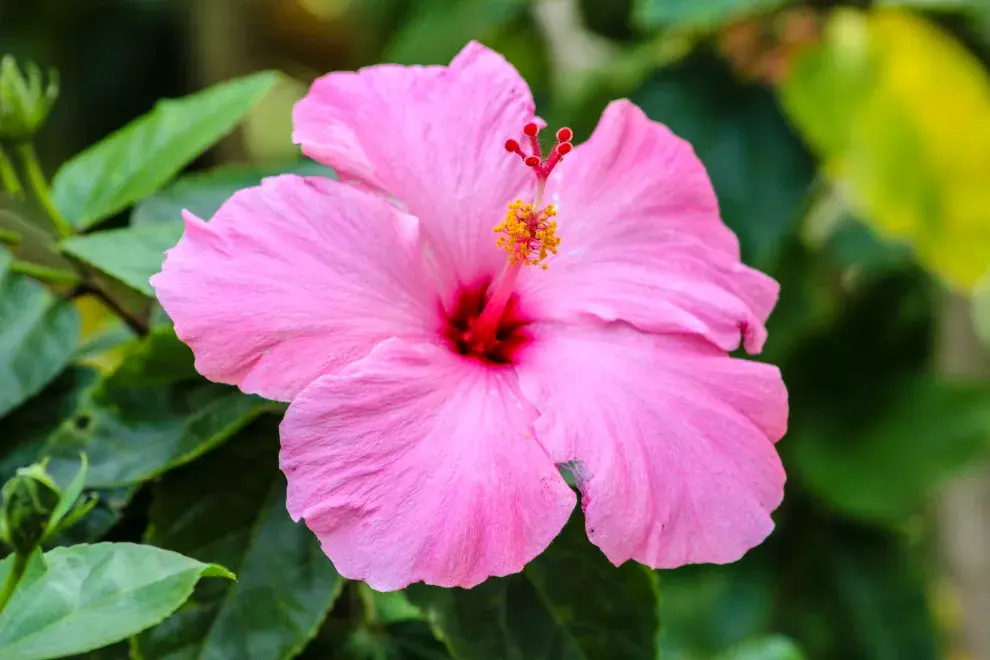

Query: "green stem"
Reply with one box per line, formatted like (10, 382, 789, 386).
(0, 144, 24, 198)
(14, 142, 73, 239)
(0, 228, 21, 245)
(12, 259, 80, 286)
(0, 552, 28, 615)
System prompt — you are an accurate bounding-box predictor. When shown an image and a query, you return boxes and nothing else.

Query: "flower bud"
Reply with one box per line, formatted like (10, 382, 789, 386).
(1, 462, 61, 555)
(0, 55, 59, 140)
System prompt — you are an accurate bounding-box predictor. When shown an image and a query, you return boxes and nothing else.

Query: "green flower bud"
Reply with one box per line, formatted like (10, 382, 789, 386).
(1, 462, 61, 555)
(0, 55, 59, 140)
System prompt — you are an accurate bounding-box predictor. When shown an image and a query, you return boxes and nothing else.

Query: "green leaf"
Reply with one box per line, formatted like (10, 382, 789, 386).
(0, 195, 75, 272)
(631, 51, 814, 270)
(769, 516, 938, 660)
(0, 543, 233, 660)
(39, 328, 276, 488)
(716, 636, 805, 660)
(42, 453, 88, 539)
(51, 71, 279, 229)
(659, 561, 774, 658)
(0, 369, 134, 546)
(59, 224, 180, 298)
(634, 0, 791, 30)
(130, 160, 333, 227)
(385, 0, 527, 66)
(407, 515, 660, 660)
(62, 160, 336, 298)
(0, 249, 80, 418)
(792, 378, 990, 523)
(136, 419, 343, 659)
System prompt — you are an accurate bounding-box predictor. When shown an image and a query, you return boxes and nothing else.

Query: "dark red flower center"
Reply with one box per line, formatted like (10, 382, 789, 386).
(442, 279, 531, 366)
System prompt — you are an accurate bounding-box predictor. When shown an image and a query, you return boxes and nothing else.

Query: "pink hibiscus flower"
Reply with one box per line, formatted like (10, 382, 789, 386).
(151, 42, 788, 591)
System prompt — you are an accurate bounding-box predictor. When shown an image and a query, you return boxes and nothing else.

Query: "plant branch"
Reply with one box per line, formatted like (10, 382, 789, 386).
(11, 259, 80, 286)
(14, 142, 73, 239)
(71, 283, 147, 335)
(0, 143, 24, 198)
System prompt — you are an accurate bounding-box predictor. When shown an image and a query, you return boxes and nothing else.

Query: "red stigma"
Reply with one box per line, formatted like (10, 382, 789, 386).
(504, 123, 574, 181)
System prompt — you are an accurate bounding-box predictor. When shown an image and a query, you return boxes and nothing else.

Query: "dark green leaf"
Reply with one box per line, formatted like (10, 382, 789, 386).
(577, 0, 637, 41)
(51, 72, 279, 229)
(792, 378, 990, 523)
(136, 420, 343, 659)
(659, 561, 774, 658)
(0, 543, 233, 660)
(407, 515, 660, 660)
(0, 368, 133, 547)
(634, 0, 791, 30)
(631, 51, 814, 270)
(40, 329, 276, 488)
(130, 160, 333, 227)
(0, 249, 80, 418)
(769, 516, 938, 660)
(385, 0, 527, 66)
(0, 195, 75, 272)
(716, 636, 805, 660)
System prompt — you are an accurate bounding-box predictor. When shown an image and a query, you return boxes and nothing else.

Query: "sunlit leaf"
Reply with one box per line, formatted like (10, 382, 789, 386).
(51, 72, 278, 229)
(0, 543, 233, 660)
(780, 9, 990, 291)
(0, 249, 80, 418)
(136, 420, 343, 660)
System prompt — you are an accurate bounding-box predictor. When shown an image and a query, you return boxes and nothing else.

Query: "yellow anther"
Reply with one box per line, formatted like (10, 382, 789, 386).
(494, 199, 560, 268)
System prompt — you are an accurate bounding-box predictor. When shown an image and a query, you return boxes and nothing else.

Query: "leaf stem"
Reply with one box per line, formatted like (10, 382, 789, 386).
(0, 228, 21, 245)
(0, 552, 28, 615)
(11, 259, 81, 286)
(14, 142, 73, 239)
(0, 143, 24, 198)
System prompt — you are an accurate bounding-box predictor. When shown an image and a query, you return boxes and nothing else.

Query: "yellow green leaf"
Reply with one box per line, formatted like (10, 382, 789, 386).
(780, 9, 990, 291)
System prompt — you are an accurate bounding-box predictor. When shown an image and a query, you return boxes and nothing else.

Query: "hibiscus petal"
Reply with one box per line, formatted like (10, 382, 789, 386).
(280, 339, 576, 591)
(151, 175, 439, 402)
(293, 42, 537, 287)
(516, 323, 787, 569)
(517, 100, 778, 353)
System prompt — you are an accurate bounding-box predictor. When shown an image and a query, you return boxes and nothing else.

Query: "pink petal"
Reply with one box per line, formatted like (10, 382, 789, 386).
(517, 100, 778, 353)
(293, 42, 537, 288)
(151, 175, 439, 402)
(280, 338, 576, 591)
(515, 323, 787, 569)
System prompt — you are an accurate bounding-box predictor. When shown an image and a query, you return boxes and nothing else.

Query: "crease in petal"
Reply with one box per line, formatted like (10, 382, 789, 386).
(280, 338, 575, 591)
(515, 322, 787, 569)
(517, 100, 778, 354)
(292, 42, 538, 289)
(151, 175, 440, 402)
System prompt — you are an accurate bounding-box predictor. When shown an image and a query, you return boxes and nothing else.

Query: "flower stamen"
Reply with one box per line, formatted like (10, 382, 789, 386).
(494, 200, 560, 270)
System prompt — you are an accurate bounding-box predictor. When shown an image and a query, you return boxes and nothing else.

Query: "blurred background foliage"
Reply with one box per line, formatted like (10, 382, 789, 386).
(2, 0, 990, 658)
